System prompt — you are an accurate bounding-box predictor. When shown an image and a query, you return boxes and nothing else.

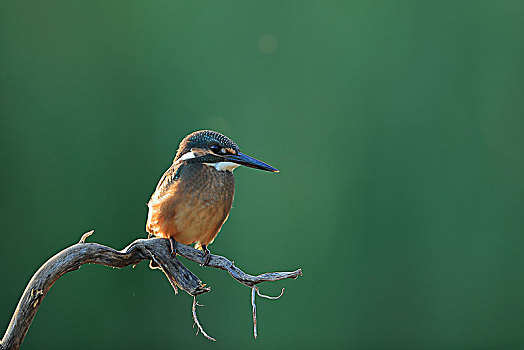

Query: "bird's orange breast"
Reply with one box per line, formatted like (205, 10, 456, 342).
(146, 162, 235, 247)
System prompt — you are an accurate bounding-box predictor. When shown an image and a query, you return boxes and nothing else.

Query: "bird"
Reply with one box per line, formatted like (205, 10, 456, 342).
(146, 130, 279, 264)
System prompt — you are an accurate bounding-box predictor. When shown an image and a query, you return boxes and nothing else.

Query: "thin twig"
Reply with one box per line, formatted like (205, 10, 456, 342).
(78, 230, 94, 244)
(251, 287, 258, 339)
(192, 297, 216, 342)
(257, 287, 285, 300)
(250, 286, 285, 339)
(149, 253, 178, 295)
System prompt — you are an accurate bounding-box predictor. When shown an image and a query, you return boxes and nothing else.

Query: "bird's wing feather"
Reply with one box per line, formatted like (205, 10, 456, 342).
(148, 162, 183, 205)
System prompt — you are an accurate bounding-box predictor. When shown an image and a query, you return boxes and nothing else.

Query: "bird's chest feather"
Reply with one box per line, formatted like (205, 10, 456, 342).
(147, 163, 235, 245)
(174, 164, 235, 243)
(179, 163, 235, 206)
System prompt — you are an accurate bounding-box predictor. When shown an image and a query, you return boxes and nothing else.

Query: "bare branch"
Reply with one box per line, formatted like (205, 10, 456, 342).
(250, 286, 286, 339)
(0, 233, 302, 350)
(251, 287, 258, 339)
(192, 297, 216, 342)
(78, 229, 94, 244)
(172, 242, 302, 287)
(257, 287, 285, 300)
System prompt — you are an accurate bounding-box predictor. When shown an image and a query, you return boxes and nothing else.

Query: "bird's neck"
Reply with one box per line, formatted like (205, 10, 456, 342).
(182, 162, 235, 193)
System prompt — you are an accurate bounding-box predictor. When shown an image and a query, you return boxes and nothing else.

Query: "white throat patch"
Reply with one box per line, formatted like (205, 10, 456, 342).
(204, 162, 240, 172)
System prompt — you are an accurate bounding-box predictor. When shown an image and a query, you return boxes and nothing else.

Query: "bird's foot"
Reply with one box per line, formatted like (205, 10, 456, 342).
(169, 237, 177, 255)
(201, 245, 211, 266)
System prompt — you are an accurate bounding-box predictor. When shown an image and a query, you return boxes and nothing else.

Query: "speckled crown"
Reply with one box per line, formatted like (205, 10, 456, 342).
(174, 130, 240, 161)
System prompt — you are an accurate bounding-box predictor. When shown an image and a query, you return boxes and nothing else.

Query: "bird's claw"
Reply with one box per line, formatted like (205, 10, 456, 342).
(169, 237, 177, 255)
(201, 245, 211, 266)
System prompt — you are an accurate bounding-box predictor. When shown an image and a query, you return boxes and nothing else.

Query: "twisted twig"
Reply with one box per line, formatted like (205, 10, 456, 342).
(192, 297, 216, 341)
(251, 286, 286, 339)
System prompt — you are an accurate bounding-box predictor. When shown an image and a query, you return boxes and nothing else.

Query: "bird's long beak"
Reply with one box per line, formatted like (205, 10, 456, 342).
(224, 152, 279, 172)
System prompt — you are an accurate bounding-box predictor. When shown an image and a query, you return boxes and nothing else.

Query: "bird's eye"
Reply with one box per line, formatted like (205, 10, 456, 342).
(210, 145, 221, 153)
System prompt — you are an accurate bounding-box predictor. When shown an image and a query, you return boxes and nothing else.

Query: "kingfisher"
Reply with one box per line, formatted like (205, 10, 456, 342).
(146, 130, 279, 264)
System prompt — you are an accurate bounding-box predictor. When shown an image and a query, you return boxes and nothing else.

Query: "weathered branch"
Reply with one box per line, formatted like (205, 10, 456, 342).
(0, 232, 302, 350)
(251, 286, 285, 339)
(192, 297, 216, 341)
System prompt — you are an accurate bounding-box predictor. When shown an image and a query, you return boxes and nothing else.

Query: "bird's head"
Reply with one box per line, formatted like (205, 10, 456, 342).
(174, 130, 279, 173)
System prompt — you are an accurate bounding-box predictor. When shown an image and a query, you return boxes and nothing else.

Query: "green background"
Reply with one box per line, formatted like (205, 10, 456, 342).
(1, 1, 523, 349)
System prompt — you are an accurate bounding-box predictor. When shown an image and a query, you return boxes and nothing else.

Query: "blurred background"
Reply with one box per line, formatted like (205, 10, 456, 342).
(1, 1, 523, 349)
